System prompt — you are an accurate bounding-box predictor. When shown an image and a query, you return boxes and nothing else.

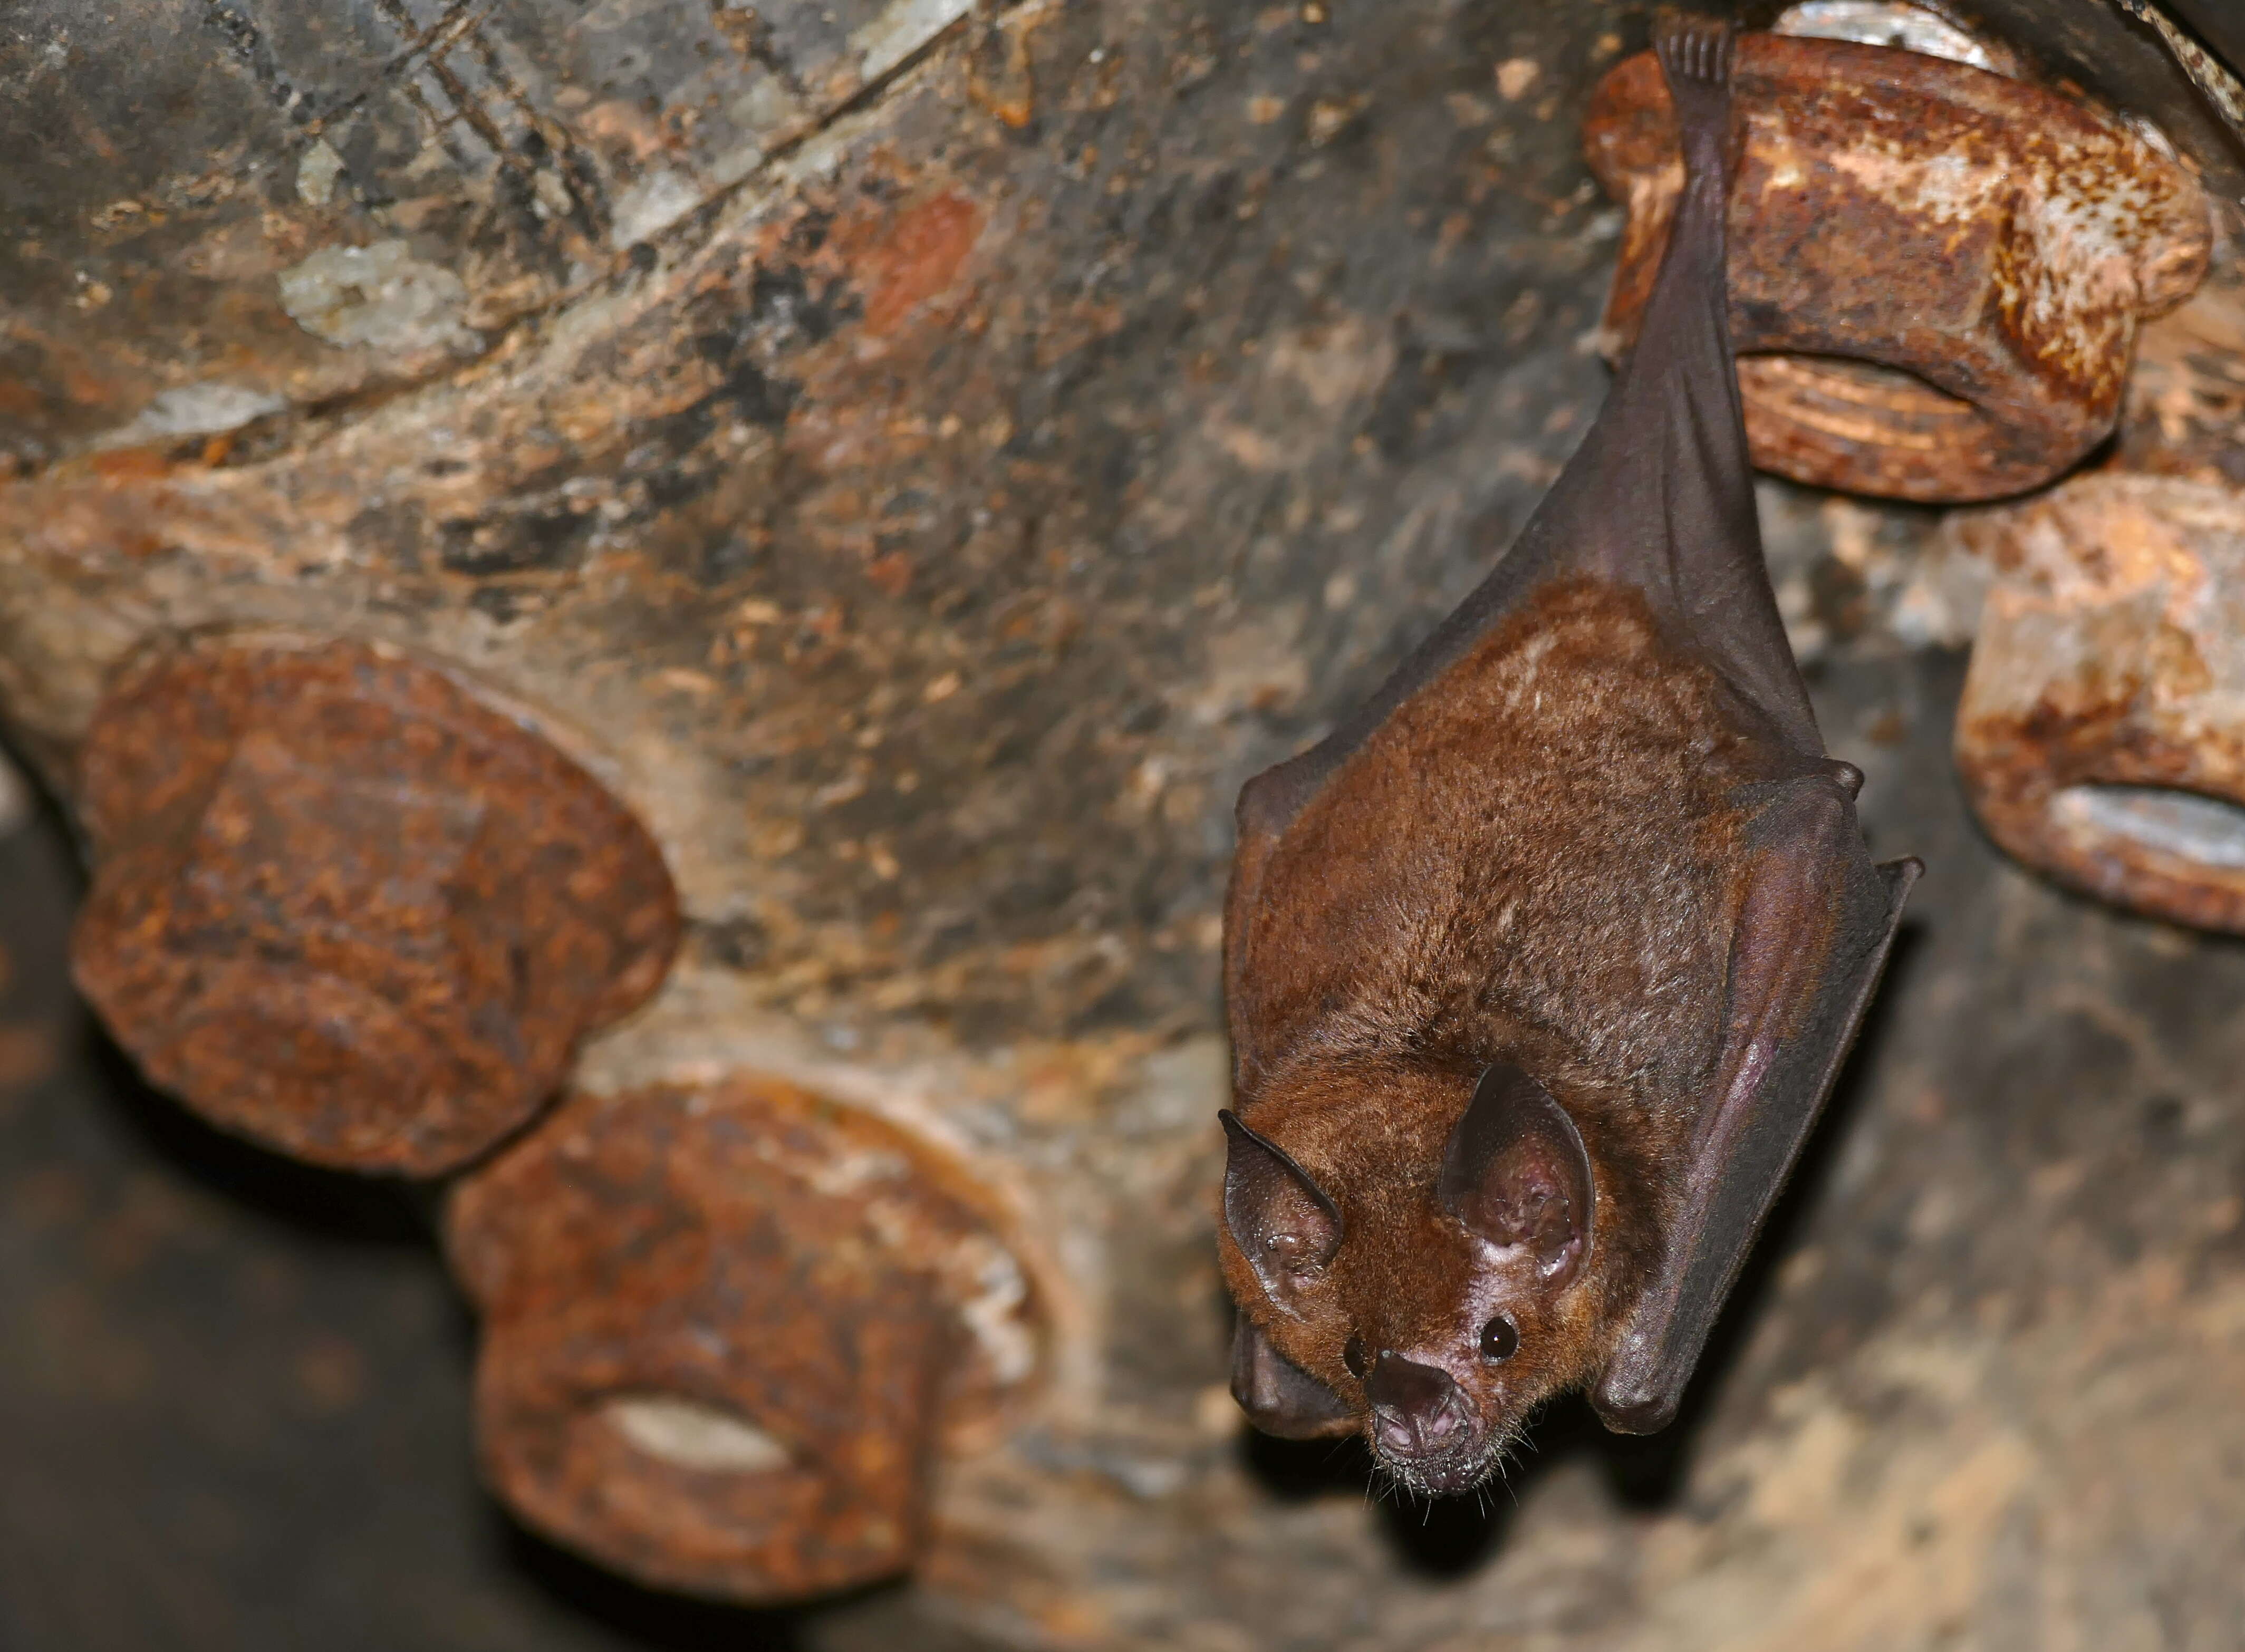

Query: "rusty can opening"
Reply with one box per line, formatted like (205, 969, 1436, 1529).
(1585, 31, 2210, 504)
(2051, 784, 2245, 872)
(1735, 354, 2061, 500)
(600, 1393, 794, 1475)
(474, 1368, 919, 1600)
(449, 1075, 1046, 1601)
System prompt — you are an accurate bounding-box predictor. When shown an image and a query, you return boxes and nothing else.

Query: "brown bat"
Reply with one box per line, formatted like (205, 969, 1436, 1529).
(1217, 17, 1918, 1495)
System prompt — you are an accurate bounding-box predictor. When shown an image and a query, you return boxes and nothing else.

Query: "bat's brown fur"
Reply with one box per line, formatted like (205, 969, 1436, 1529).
(1232, 577, 1768, 1106)
(1220, 577, 1776, 1476)
(1218, 16, 1914, 1491)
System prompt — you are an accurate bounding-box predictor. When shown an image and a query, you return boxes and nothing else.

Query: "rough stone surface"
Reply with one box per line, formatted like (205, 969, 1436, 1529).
(2, 0, 2242, 1645)
(0, 0, 986, 466)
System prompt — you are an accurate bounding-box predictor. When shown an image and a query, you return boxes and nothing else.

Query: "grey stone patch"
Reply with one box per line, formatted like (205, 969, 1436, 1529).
(608, 167, 706, 249)
(296, 139, 346, 207)
(1756, 476, 1962, 663)
(851, 0, 976, 82)
(276, 241, 479, 355)
(93, 382, 289, 450)
(1891, 526, 1993, 650)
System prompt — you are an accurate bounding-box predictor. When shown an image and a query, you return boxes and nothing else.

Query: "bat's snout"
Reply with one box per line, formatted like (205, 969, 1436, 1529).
(1366, 1351, 1473, 1459)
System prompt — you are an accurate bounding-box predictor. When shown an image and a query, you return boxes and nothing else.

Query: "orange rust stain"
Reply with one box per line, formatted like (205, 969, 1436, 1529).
(0, 380, 43, 418)
(865, 550, 913, 597)
(63, 365, 117, 408)
(967, 22, 1039, 130)
(90, 449, 171, 480)
(849, 191, 985, 337)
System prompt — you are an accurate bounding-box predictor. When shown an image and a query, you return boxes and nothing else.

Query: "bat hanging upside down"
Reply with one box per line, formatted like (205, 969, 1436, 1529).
(1217, 17, 1919, 1495)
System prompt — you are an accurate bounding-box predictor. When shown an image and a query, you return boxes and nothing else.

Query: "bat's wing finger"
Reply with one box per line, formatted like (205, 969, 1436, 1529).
(1593, 779, 1918, 1434)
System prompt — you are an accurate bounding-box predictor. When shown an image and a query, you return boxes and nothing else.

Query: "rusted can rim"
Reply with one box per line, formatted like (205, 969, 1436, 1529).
(447, 1073, 1049, 1440)
(69, 626, 683, 1174)
(443, 1073, 1048, 1600)
(1954, 474, 2245, 933)
(1960, 731, 2245, 931)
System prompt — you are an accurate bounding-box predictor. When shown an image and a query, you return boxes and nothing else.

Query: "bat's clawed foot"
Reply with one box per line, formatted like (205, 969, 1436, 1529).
(1653, 12, 1735, 114)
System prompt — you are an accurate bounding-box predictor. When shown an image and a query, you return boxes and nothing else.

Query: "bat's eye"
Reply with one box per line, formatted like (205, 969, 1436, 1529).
(1342, 1335, 1368, 1379)
(1479, 1315, 1519, 1362)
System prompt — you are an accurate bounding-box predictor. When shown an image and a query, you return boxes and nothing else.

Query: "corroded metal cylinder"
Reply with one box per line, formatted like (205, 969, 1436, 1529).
(445, 1074, 1043, 1602)
(71, 634, 679, 1174)
(1585, 29, 2209, 502)
(1954, 473, 2245, 930)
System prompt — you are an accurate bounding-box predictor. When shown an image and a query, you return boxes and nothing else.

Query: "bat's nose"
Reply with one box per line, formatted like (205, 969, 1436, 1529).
(1366, 1351, 1470, 1457)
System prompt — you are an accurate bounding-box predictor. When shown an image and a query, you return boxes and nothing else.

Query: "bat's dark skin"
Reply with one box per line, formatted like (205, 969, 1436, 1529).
(1217, 18, 1919, 1497)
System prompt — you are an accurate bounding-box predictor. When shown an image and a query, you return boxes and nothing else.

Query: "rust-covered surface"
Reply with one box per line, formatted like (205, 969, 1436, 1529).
(71, 634, 678, 1173)
(1962, 0, 2245, 198)
(447, 1074, 1043, 1601)
(2112, 244, 2245, 487)
(1, 0, 2243, 1644)
(1945, 239, 2245, 931)
(1585, 28, 2209, 501)
(1952, 472, 2245, 930)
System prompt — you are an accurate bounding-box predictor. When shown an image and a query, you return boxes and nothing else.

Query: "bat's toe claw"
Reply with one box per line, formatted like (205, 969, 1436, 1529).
(1653, 12, 1735, 97)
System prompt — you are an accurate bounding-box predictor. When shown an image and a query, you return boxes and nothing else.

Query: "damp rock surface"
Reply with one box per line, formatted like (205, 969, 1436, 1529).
(1, 0, 2240, 1646)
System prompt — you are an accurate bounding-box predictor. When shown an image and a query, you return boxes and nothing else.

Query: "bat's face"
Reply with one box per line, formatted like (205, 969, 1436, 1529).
(1220, 1062, 1602, 1495)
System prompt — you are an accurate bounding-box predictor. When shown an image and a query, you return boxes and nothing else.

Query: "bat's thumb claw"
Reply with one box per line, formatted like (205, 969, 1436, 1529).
(1880, 855, 1926, 896)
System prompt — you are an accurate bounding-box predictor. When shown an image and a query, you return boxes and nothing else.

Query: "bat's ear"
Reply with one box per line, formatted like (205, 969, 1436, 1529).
(1230, 1313, 1356, 1438)
(1438, 1062, 1594, 1288)
(1221, 1109, 1343, 1313)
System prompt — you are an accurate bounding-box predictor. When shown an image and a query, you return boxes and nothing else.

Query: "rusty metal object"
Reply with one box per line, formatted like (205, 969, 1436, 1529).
(5, 0, 2245, 1641)
(445, 1073, 1041, 1603)
(1953, 472, 2245, 929)
(1772, 2, 2024, 78)
(1584, 28, 2210, 502)
(71, 634, 678, 1174)
(2110, 235, 2245, 487)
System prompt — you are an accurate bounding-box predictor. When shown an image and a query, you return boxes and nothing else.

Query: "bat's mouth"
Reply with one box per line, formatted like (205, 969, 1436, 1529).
(1362, 1348, 1505, 1495)
(1366, 1427, 1500, 1498)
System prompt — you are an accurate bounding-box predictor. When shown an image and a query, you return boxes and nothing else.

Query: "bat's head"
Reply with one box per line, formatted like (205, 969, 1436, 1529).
(1219, 1060, 1611, 1495)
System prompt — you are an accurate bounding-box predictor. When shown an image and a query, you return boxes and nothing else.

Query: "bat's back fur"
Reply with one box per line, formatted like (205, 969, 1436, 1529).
(1234, 576, 1764, 1124)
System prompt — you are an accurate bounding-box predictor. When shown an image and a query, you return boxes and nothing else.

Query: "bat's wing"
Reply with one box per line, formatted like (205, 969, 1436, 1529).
(1516, 17, 1819, 757)
(1592, 779, 1921, 1434)
(1222, 782, 1286, 1091)
(1237, 18, 1817, 858)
